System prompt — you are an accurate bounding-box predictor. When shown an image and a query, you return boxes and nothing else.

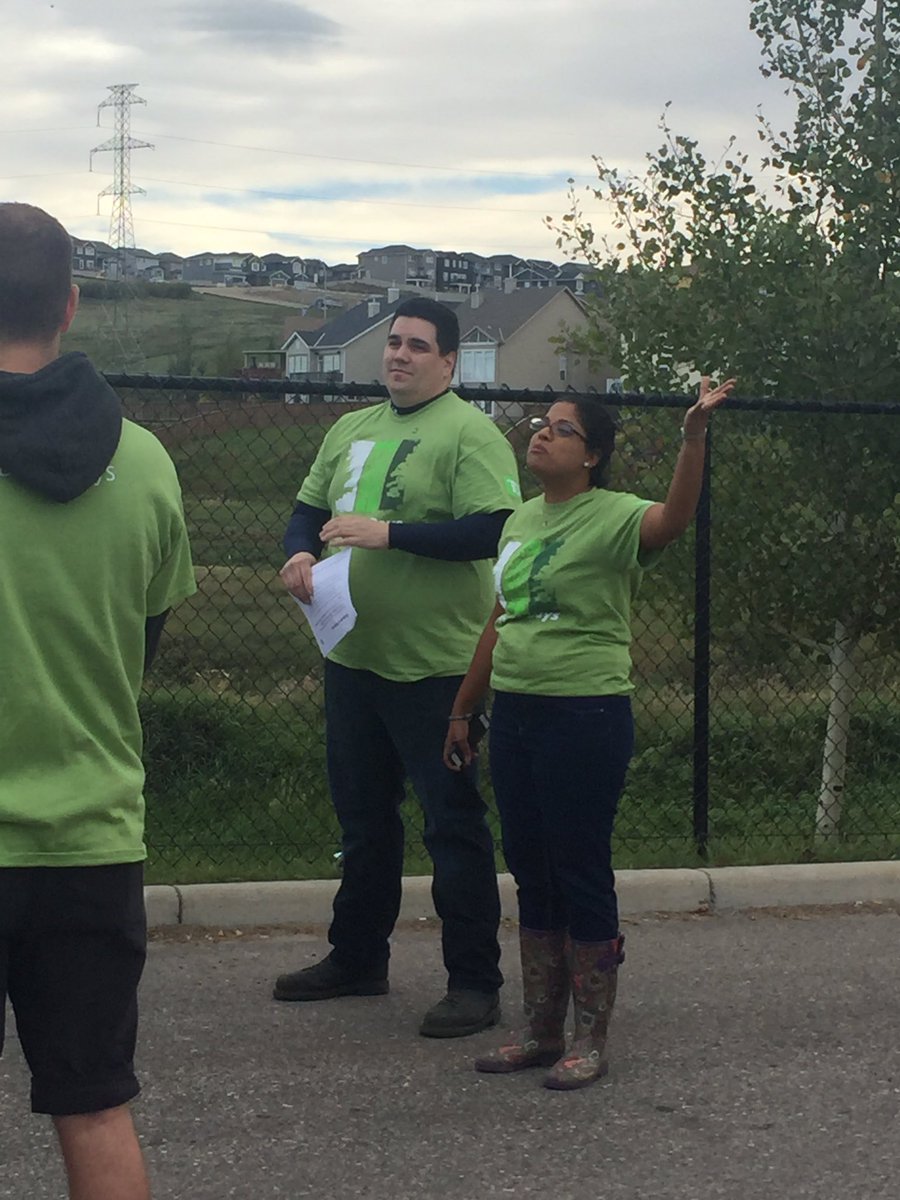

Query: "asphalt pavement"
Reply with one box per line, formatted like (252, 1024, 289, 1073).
(3, 906, 899, 1199)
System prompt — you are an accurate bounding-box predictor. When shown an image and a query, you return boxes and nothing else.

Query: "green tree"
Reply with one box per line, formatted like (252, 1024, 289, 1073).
(552, 0, 900, 841)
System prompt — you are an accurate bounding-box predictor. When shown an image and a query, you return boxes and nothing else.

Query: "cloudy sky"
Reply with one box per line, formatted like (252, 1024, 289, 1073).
(2, 0, 793, 264)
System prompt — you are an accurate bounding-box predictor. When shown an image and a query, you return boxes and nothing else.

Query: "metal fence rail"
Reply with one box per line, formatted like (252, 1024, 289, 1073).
(114, 376, 900, 883)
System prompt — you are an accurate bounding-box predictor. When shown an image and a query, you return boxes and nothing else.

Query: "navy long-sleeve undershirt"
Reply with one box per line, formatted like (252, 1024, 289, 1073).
(283, 500, 511, 563)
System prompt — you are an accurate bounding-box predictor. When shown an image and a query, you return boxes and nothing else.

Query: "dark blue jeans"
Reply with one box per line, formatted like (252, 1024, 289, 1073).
(324, 661, 502, 993)
(489, 691, 634, 942)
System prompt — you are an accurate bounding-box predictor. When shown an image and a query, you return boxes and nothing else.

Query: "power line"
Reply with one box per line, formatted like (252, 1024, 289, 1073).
(130, 128, 572, 181)
(0, 171, 89, 181)
(0, 126, 94, 135)
(132, 174, 561, 216)
(0, 121, 575, 182)
(120, 214, 562, 254)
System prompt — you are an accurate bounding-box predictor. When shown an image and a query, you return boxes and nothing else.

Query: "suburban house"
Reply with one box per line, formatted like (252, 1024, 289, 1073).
(556, 262, 590, 294)
(293, 293, 405, 386)
(122, 248, 163, 281)
(242, 253, 308, 286)
(436, 252, 475, 292)
(355, 246, 594, 295)
(358, 245, 436, 289)
(71, 238, 116, 276)
(156, 252, 184, 281)
(252, 287, 612, 405)
(182, 251, 252, 286)
(328, 262, 360, 283)
(452, 287, 611, 395)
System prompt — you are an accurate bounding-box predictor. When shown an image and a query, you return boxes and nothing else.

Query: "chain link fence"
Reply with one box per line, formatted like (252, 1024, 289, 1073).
(109, 375, 900, 884)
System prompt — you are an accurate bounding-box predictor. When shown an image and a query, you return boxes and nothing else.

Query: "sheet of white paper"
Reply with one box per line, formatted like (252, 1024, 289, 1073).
(292, 550, 357, 657)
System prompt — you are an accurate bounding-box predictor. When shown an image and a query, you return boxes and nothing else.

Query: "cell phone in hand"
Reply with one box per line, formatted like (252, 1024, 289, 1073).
(449, 711, 490, 769)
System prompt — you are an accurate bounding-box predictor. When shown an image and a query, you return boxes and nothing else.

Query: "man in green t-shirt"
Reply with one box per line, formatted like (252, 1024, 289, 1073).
(0, 204, 196, 1200)
(275, 296, 521, 1037)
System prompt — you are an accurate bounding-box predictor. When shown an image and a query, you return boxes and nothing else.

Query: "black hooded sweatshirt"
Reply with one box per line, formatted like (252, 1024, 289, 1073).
(0, 351, 168, 666)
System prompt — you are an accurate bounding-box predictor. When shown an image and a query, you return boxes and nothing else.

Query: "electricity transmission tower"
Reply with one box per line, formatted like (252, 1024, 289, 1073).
(90, 84, 154, 369)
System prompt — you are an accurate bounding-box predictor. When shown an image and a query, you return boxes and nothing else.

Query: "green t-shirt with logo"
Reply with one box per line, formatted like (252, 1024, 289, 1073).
(298, 391, 521, 681)
(491, 488, 657, 696)
(0, 421, 196, 867)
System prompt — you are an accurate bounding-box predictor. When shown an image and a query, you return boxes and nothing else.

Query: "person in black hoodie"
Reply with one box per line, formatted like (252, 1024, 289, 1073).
(0, 203, 195, 1200)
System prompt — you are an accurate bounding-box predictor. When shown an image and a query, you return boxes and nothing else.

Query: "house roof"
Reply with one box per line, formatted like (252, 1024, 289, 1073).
(281, 315, 327, 340)
(71, 237, 116, 255)
(523, 258, 558, 273)
(513, 267, 553, 282)
(311, 295, 405, 349)
(361, 244, 419, 256)
(457, 288, 580, 344)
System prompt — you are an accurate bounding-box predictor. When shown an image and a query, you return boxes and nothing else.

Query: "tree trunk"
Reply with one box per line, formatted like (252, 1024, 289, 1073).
(815, 619, 858, 840)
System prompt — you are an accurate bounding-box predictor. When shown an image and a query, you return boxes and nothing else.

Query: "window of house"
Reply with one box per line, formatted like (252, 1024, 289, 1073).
(287, 353, 309, 374)
(320, 352, 341, 374)
(459, 346, 496, 384)
(558, 353, 568, 382)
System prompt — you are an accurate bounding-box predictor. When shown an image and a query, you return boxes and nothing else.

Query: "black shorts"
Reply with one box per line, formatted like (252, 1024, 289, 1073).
(0, 863, 146, 1116)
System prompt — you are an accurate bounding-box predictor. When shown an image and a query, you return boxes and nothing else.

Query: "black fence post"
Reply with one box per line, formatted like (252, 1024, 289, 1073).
(693, 427, 712, 859)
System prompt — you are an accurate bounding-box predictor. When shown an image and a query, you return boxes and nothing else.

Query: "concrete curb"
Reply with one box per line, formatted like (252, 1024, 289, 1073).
(144, 862, 900, 930)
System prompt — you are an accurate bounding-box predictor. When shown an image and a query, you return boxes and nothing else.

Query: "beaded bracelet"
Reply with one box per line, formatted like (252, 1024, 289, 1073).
(448, 713, 473, 721)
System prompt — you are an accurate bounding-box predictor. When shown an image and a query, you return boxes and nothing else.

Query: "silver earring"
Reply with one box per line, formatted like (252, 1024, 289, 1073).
(583, 461, 590, 467)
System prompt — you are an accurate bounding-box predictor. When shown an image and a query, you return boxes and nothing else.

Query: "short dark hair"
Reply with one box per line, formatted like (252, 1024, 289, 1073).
(389, 296, 459, 356)
(569, 396, 617, 488)
(0, 203, 73, 344)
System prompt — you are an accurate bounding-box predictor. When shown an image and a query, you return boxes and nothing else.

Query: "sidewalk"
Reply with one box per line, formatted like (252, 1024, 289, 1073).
(144, 861, 900, 928)
(4, 907, 899, 1199)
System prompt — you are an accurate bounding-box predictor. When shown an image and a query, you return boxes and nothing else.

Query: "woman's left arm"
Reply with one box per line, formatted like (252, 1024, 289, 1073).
(639, 375, 736, 552)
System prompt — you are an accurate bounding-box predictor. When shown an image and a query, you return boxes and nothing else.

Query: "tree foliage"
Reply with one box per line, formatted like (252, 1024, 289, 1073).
(551, 0, 900, 646)
(551, 1, 900, 836)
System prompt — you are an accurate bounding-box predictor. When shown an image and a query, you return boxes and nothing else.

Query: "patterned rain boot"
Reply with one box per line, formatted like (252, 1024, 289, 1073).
(542, 934, 624, 1091)
(474, 927, 569, 1073)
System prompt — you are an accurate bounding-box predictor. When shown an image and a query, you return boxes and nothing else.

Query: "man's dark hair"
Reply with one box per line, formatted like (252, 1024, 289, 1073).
(389, 296, 460, 356)
(570, 396, 618, 488)
(0, 203, 73, 344)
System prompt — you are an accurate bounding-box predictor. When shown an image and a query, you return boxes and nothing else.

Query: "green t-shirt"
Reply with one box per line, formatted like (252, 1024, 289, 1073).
(298, 391, 521, 681)
(0, 420, 196, 867)
(490, 488, 657, 697)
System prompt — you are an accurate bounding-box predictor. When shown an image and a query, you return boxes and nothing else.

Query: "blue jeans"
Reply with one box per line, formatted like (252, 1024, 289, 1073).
(324, 661, 502, 993)
(489, 691, 634, 942)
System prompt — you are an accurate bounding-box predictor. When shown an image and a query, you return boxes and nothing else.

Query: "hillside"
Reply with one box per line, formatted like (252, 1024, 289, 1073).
(61, 291, 308, 375)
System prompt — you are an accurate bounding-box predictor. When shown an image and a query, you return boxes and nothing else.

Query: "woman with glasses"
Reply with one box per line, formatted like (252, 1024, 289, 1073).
(443, 378, 734, 1090)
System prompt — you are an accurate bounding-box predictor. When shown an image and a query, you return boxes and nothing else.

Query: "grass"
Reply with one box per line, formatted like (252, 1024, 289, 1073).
(123, 385, 900, 884)
(140, 687, 900, 885)
(62, 292, 304, 374)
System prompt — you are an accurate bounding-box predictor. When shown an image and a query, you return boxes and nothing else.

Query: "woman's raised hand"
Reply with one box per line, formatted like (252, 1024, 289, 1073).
(681, 376, 736, 439)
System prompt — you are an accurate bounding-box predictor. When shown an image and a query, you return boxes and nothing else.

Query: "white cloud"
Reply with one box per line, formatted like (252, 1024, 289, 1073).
(1, 0, 794, 261)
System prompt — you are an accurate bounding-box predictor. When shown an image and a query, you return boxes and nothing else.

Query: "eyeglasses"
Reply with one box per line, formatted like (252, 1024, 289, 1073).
(528, 415, 587, 442)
